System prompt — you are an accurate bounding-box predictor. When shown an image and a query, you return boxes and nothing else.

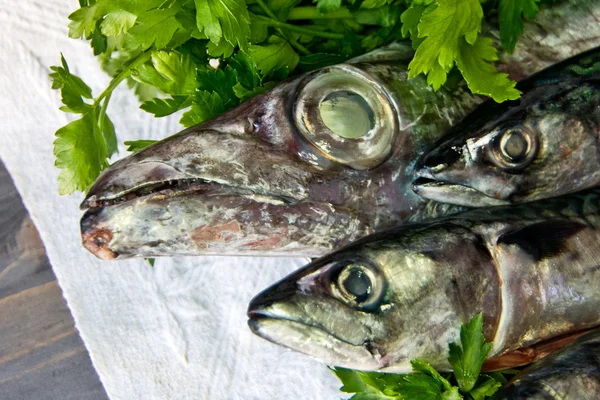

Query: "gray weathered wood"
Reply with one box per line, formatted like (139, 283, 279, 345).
(0, 161, 108, 400)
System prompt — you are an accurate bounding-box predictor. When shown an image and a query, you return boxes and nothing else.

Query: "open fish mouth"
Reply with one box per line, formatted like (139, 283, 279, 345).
(412, 176, 509, 207)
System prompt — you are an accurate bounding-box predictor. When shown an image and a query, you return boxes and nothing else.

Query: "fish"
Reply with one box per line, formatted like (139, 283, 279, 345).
(414, 47, 600, 207)
(79, 0, 600, 260)
(247, 189, 600, 372)
(492, 329, 600, 400)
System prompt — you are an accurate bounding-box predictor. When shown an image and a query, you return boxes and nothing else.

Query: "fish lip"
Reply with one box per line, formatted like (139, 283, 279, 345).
(80, 178, 296, 211)
(412, 177, 509, 207)
(247, 313, 364, 349)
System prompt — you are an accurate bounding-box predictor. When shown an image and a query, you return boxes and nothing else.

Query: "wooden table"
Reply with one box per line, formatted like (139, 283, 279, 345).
(0, 162, 108, 399)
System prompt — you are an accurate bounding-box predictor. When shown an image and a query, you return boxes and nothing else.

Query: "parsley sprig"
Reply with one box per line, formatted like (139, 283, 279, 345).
(51, 0, 553, 195)
(332, 314, 518, 400)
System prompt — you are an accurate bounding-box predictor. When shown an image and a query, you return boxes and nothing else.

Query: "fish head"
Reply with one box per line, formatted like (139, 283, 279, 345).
(247, 223, 500, 372)
(80, 59, 408, 259)
(81, 44, 478, 260)
(414, 78, 600, 207)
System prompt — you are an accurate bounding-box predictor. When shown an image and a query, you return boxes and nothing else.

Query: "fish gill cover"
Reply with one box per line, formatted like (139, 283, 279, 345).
(50, 0, 553, 196)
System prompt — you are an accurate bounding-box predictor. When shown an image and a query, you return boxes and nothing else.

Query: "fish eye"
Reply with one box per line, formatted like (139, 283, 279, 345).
(328, 260, 386, 310)
(319, 91, 375, 139)
(294, 65, 398, 170)
(489, 125, 538, 171)
(339, 265, 372, 303)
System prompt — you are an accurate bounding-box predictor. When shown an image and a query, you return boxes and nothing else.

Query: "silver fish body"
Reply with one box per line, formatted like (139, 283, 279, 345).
(248, 190, 600, 372)
(414, 48, 600, 207)
(492, 329, 600, 400)
(80, 0, 600, 259)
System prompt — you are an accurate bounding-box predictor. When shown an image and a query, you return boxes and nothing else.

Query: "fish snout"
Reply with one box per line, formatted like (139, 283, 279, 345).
(247, 278, 298, 318)
(415, 141, 465, 177)
(81, 208, 118, 260)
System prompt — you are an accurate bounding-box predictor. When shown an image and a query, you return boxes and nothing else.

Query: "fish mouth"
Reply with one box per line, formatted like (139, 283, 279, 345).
(412, 176, 509, 207)
(81, 175, 293, 211)
(247, 310, 385, 370)
(79, 143, 371, 260)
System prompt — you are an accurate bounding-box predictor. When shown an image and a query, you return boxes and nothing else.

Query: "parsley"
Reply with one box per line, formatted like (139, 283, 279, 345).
(51, 0, 551, 194)
(333, 314, 512, 400)
(498, 0, 539, 53)
(123, 140, 159, 152)
(402, 0, 520, 102)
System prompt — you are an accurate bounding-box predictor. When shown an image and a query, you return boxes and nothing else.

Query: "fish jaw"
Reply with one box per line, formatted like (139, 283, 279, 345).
(248, 317, 385, 371)
(81, 192, 373, 259)
(412, 178, 510, 208)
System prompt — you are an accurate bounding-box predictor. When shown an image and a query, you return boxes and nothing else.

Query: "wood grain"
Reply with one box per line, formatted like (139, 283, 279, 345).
(0, 162, 108, 400)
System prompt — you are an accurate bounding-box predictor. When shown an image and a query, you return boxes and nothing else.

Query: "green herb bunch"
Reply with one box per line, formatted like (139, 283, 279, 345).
(51, 0, 544, 195)
(333, 314, 518, 400)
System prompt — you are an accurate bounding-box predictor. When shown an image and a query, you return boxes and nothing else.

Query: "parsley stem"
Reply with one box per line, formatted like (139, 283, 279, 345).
(95, 49, 153, 104)
(97, 92, 111, 139)
(254, 0, 310, 55)
(253, 15, 345, 40)
(287, 6, 353, 20)
(288, 7, 383, 26)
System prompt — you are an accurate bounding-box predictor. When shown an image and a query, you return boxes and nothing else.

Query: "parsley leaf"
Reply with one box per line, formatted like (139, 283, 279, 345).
(150, 51, 198, 95)
(196, 66, 238, 108)
(469, 376, 502, 400)
(315, 0, 342, 14)
(68, 3, 103, 39)
(180, 90, 226, 127)
(448, 313, 493, 393)
(124, 7, 185, 51)
(248, 35, 299, 76)
(456, 36, 521, 102)
(124, 139, 158, 152)
(408, 0, 483, 90)
(193, 0, 250, 49)
(54, 114, 107, 195)
(133, 51, 198, 96)
(140, 96, 191, 117)
(498, 0, 539, 53)
(101, 9, 138, 36)
(50, 54, 94, 114)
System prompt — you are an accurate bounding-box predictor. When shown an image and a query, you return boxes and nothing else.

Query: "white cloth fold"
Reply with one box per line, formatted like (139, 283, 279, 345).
(0, 1, 341, 398)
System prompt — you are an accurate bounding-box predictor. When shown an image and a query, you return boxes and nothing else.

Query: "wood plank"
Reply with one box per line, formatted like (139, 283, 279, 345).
(0, 161, 108, 400)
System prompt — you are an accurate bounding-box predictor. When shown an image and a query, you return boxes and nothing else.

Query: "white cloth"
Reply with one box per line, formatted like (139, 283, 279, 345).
(0, 1, 341, 398)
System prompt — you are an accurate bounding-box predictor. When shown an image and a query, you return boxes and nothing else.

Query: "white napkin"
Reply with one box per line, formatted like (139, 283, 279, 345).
(0, 1, 342, 398)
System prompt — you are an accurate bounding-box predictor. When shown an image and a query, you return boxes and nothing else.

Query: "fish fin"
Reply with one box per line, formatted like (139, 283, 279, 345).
(482, 328, 596, 372)
(496, 220, 586, 261)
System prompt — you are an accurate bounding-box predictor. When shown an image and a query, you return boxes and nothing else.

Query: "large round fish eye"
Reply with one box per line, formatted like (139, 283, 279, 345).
(294, 65, 398, 170)
(339, 265, 372, 303)
(489, 125, 539, 171)
(328, 259, 386, 310)
(319, 91, 375, 139)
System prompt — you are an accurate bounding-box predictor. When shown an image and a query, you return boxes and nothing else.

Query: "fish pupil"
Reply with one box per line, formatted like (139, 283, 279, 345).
(501, 130, 528, 161)
(342, 268, 371, 303)
(319, 91, 374, 139)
